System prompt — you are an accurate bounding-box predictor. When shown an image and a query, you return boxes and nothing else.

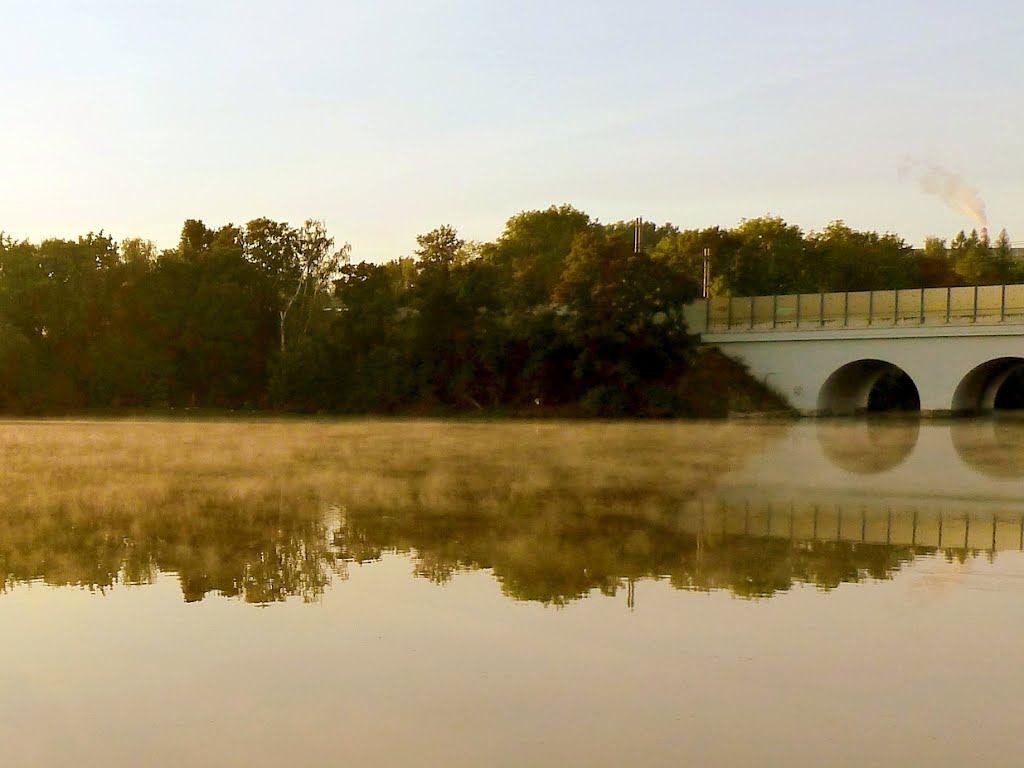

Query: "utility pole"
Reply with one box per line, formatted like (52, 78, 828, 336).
(702, 247, 711, 298)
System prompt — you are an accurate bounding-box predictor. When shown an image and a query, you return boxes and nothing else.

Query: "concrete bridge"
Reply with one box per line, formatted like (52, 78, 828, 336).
(685, 284, 1024, 415)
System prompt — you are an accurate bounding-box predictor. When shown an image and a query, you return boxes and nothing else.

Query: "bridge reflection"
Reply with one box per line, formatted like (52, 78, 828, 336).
(811, 417, 1024, 480)
(816, 419, 920, 474)
(950, 419, 1024, 479)
(703, 419, 1024, 555)
(689, 497, 1024, 554)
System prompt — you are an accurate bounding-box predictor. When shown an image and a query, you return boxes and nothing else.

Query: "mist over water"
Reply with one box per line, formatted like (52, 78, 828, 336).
(3, 418, 1020, 602)
(2, 418, 1024, 767)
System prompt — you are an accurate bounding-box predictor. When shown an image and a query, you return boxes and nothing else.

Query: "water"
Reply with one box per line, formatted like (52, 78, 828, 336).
(1, 418, 1023, 767)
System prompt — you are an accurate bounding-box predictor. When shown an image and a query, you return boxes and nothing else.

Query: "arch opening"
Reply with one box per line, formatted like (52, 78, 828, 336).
(817, 359, 921, 416)
(952, 357, 1024, 413)
(993, 365, 1024, 410)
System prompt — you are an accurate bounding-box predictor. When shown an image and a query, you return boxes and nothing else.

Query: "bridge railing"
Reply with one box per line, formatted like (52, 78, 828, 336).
(696, 284, 1024, 333)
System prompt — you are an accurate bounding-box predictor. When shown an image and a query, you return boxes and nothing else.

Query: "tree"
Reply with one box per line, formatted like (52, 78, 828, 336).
(553, 230, 696, 412)
(178, 219, 216, 261)
(244, 218, 350, 353)
(408, 226, 481, 406)
(726, 217, 808, 295)
(951, 229, 993, 284)
(807, 221, 917, 291)
(919, 236, 958, 286)
(652, 226, 740, 294)
(482, 205, 593, 308)
(604, 219, 680, 255)
(120, 237, 158, 269)
(993, 228, 1016, 283)
(414, 224, 465, 274)
(329, 260, 416, 411)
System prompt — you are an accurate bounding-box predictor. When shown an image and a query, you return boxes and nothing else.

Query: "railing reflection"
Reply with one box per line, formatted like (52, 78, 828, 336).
(694, 497, 1023, 554)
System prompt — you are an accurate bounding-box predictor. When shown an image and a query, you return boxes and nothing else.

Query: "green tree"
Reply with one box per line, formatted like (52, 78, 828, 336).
(482, 205, 593, 308)
(120, 237, 158, 268)
(993, 228, 1016, 283)
(951, 229, 993, 284)
(919, 236, 959, 286)
(553, 230, 696, 412)
(329, 260, 416, 411)
(179, 219, 217, 261)
(409, 226, 482, 407)
(725, 216, 809, 295)
(243, 218, 350, 353)
(807, 221, 917, 291)
(651, 226, 739, 295)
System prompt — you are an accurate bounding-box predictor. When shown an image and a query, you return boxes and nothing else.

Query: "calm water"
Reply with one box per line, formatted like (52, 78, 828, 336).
(2, 418, 1023, 767)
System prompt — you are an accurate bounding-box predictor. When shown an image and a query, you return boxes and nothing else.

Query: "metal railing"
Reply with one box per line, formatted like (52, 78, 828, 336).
(700, 284, 1024, 332)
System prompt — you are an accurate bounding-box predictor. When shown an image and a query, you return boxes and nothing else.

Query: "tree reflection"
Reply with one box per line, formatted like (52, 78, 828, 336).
(331, 502, 948, 603)
(0, 420, 1006, 605)
(0, 493, 343, 604)
(0, 488, 990, 604)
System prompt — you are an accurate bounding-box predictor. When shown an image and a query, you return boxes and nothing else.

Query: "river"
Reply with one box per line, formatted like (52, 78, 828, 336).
(1, 417, 1021, 766)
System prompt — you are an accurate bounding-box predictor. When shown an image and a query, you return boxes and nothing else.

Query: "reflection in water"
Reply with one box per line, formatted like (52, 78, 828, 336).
(951, 418, 1024, 479)
(816, 418, 920, 474)
(0, 496, 343, 603)
(333, 500, 938, 601)
(0, 419, 778, 604)
(7, 420, 1024, 768)
(1, 419, 1021, 605)
(0, 489, 961, 604)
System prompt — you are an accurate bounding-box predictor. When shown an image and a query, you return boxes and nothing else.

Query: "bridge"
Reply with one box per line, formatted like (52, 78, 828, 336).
(684, 284, 1024, 415)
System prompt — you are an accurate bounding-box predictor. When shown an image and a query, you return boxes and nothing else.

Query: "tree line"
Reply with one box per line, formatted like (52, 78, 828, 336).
(0, 207, 1017, 414)
(0, 218, 345, 412)
(654, 218, 1021, 296)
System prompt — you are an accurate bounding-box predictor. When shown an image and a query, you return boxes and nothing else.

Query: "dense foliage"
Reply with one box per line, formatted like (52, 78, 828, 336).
(0, 207, 1017, 414)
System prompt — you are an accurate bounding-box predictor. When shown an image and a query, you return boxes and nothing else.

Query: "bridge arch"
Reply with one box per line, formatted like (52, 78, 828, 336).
(816, 359, 921, 416)
(952, 357, 1024, 412)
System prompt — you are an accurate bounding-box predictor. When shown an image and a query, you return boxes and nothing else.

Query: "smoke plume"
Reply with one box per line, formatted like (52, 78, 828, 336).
(900, 159, 987, 226)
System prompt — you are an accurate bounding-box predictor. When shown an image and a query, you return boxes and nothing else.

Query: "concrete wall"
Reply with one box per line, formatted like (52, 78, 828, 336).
(699, 324, 1024, 414)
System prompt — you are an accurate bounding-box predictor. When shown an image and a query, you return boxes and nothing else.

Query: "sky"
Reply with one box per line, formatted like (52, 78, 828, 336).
(2, 0, 1023, 262)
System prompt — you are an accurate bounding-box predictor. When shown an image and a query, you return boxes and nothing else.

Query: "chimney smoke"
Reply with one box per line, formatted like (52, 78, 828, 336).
(900, 159, 987, 227)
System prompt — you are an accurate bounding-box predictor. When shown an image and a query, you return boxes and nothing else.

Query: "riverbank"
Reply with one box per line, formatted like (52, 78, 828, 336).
(0, 346, 793, 421)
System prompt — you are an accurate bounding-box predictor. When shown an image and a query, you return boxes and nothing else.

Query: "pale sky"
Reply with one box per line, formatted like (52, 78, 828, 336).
(2, 0, 1022, 262)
